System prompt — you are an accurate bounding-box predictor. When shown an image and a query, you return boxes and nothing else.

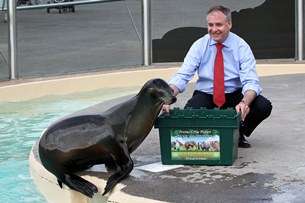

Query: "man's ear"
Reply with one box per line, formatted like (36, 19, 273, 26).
(228, 20, 232, 29)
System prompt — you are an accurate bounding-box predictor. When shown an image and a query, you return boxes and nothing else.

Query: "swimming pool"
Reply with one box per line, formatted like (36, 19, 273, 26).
(0, 87, 138, 202)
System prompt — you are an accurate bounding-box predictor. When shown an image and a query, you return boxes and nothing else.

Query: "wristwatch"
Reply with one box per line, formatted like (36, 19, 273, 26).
(241, 99, 249, 106)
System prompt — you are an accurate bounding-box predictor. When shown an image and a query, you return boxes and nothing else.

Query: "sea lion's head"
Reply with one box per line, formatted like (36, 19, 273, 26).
(144, 78, 177, 105)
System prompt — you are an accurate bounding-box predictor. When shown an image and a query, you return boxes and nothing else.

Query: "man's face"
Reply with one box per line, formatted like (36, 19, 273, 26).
(207, 10, 232, 43)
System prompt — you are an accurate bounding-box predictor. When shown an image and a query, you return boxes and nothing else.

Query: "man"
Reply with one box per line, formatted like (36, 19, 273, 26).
(163, 5, 272, 148)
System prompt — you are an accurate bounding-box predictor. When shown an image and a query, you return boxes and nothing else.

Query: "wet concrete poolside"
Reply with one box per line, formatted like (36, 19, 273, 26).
(108, 73, 305, 202)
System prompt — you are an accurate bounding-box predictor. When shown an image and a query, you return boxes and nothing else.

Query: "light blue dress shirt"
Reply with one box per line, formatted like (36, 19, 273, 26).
(169, 32, 262, 96)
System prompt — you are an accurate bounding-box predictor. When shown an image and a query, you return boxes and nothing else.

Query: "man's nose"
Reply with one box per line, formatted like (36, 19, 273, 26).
(210, 25, 218, 32)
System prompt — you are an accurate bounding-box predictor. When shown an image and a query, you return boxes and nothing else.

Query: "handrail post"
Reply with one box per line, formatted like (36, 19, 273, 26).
(8, 0, 18, 79)
(296, 0, 304, 61)
(142, 0, 151, 66)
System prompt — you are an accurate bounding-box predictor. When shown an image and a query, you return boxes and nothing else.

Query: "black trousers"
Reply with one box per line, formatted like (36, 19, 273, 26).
(185, 89, 272, 137)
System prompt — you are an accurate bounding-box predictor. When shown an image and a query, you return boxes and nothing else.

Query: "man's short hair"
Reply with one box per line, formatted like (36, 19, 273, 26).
(207, 5, 231, 21)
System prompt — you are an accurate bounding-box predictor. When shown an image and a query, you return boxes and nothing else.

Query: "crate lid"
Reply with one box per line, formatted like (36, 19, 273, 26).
(155, 108, 241, 128)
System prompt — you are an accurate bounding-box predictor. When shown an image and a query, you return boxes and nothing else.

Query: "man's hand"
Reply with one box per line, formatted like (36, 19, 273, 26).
(235, 90, 256, 121)
(162, 84, 180, 114)
(162, 104, 171, 114)
(235, 101, 250, 121)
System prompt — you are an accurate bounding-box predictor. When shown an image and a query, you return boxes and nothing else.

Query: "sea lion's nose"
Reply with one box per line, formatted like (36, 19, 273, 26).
(172, 96, 177, 103)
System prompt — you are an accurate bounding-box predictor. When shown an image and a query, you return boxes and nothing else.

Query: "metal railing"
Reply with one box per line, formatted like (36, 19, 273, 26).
(296, 0, 304, 61)
(16, 0, 123, 10)
(3, 0, 152, 80)
(1, 0, 304, 80)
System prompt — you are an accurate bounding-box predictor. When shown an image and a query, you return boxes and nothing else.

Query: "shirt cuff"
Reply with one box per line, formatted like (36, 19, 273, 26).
(169, 78, 186, 93)
(242, 83, 262, 96)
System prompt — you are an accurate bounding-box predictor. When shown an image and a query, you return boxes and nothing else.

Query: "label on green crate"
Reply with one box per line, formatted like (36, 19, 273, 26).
(170, 129, 220, 161)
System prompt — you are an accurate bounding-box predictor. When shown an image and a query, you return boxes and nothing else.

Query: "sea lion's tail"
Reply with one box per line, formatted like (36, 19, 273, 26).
(102, 160, 134, 195)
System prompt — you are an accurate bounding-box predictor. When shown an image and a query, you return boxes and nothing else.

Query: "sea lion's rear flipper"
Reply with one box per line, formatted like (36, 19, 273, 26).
(102, 155, 134, 195)
(60, 173, 98, 198)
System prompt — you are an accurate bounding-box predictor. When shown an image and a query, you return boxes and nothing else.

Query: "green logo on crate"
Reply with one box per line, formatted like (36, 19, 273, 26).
(170, 129, 220, 161)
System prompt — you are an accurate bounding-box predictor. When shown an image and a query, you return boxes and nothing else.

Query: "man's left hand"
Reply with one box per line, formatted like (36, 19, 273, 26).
(235, 101, 250, 121)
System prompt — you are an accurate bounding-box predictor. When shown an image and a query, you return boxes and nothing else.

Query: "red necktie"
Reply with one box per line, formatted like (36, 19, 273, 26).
(213, 43, 225, 108)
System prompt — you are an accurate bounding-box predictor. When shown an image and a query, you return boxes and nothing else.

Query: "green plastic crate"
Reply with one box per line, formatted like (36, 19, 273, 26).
(154, 108, 241, 165)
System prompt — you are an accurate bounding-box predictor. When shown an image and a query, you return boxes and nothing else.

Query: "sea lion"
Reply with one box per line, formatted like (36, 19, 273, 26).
(38, 78, 176, 198)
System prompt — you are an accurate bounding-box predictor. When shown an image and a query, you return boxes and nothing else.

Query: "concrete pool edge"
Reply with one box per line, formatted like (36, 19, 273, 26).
(0, 67, 179, 102)
(29, 141, 168, 203)
(1, 64, 305, 102)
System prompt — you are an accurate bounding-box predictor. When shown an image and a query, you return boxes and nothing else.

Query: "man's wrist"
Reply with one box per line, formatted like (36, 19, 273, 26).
(241, 99, 249, 106)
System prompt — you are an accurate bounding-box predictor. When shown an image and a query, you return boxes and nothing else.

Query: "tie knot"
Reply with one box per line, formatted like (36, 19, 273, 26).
(216, 43, 224, 50)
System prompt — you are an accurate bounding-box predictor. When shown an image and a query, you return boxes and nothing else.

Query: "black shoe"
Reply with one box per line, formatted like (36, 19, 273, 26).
(239, 134, 251, 148)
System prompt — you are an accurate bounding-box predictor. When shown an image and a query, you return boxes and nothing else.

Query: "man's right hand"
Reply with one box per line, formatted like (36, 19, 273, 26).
(162, 84, 179, 114)
(162, 104, 171, 114)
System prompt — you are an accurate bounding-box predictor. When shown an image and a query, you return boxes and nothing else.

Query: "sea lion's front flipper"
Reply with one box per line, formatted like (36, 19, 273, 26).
(61, 173, 98, 198)
(102, 151, 134, 195)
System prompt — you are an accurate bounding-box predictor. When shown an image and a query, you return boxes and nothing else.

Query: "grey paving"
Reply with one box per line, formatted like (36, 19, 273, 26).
(120, 73, 305, 202)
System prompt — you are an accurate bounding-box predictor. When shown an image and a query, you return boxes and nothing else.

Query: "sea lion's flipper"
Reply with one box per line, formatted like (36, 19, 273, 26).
(104, 158, 118, 172)
(102, 157, 134, 195)
(61, 173, 98, 198)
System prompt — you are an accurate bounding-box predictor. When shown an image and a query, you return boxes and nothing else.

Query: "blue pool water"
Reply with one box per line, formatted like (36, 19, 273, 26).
(0, 87, 137, 202)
